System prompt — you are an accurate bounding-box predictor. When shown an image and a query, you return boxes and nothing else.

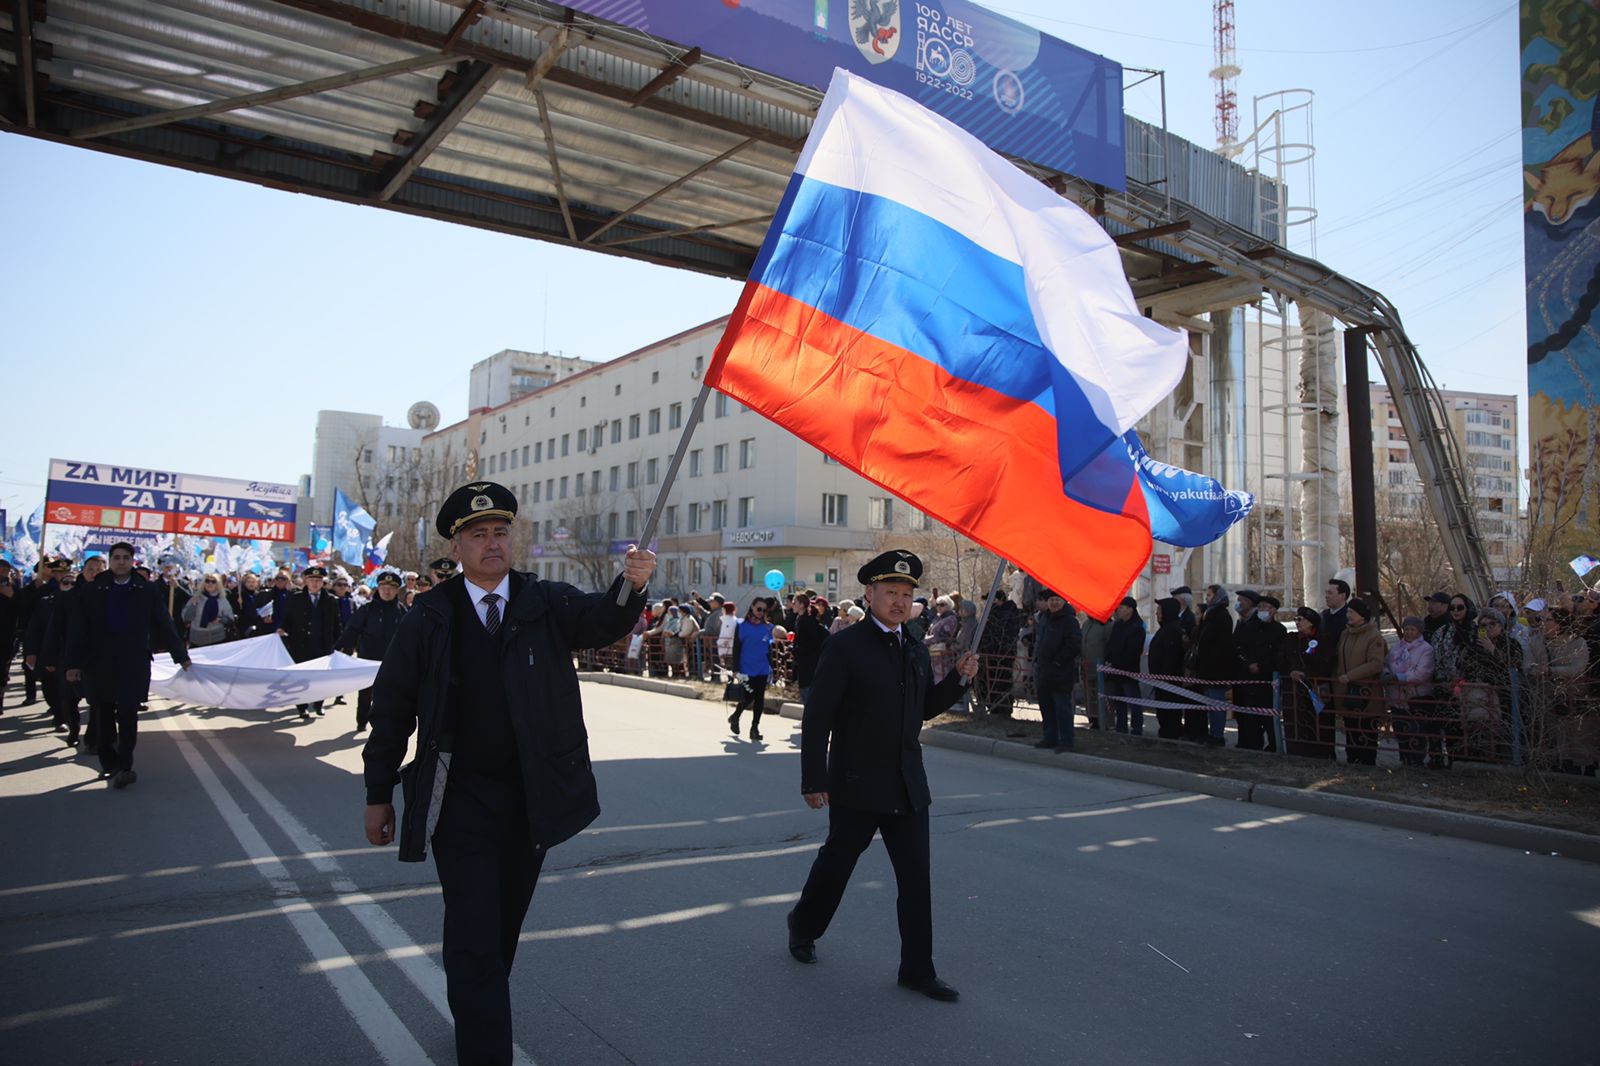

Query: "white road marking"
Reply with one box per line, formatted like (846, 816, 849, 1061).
(188, 716, 539, 1066)
(1147, 943, 1191, 974)
(0, 996, 120, 1030)
(156, 715, 433, 1065)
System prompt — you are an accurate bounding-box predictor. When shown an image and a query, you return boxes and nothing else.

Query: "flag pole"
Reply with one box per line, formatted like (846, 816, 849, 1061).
(615, 381, 715, 605)
(959, 559, 1009, 688)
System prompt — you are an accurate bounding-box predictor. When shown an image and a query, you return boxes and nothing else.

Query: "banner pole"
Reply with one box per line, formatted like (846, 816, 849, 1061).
(958, 558, 1009, 688)
(614, 381, 714, 605)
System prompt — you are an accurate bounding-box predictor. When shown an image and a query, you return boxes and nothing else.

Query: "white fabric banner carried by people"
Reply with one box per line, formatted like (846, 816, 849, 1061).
(149, 634, 379, 710)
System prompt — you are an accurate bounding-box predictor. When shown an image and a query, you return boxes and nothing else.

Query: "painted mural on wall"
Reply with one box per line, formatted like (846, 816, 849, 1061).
(1522, 0, 1600, 575)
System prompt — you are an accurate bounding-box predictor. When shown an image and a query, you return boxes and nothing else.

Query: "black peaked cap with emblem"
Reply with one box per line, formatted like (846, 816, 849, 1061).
(857, 549, 922, 588)
(46, 557, 71, 573)
(428, 557, 459, 577)
(437, 481, 518, 538)
(376, 571, 403, 588)
(302, 566, 327, 579)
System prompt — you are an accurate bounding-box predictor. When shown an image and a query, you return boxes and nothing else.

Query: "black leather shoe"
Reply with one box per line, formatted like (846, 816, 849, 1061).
(750, 728, 763, 742)
(727, 712, 740, 735)
(786, 912, 816, 964)
(898, 975, 959, 1002)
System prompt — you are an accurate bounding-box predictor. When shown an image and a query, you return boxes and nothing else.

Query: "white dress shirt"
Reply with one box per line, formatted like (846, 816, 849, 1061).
(464, 575, 512, 630)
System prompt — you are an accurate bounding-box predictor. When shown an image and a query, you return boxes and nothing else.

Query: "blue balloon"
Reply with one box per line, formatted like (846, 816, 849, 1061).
(763, 568, 786, 591)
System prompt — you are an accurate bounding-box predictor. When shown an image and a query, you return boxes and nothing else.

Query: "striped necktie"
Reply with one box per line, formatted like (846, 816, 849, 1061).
(482, 593, 501, 636)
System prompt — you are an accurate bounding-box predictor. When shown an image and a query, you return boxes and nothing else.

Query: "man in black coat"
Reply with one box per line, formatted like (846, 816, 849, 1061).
(338, 569, 408, 733)
(41, 555, 107, 748)
(1321, 577, 1351, 652)
(14, 560, 51, 706)
(1103, 597, 1147, 735)
(65, 542, 190, 788)
(277, 565, 342, 720)
(362, 481, 654, 1066)
(788, 550, 977, 1003)
(975, 591, 1023, 716)
(1188, 585, 1238, 746)
(22, 557, 73, 734)
(1231, 591, 1285, 751)
(1032, 591, 1081, 751)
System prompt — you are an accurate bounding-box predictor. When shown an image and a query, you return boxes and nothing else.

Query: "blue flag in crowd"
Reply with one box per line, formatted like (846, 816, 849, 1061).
(24, 503, 43, 547)
(1123, 432, 1254, 548)
(1571, 554, 1600, 579)
(333, 488, 375, 563)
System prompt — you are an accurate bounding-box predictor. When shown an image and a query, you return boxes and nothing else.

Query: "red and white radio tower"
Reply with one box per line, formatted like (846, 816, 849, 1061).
(1211, 0, 1242, 158)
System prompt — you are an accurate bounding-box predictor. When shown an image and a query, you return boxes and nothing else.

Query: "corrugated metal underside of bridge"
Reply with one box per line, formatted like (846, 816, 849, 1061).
(0, 0, 1277, 326)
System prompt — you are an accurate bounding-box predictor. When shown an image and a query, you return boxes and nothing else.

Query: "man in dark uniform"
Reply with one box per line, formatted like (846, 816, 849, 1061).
(429, 557, 459, 583)
(44, 554, 107, 748)
(338, 569, 407, 733)
(66, 542, 190, 787)
(22, 558, 73, 733)
(0, 559, 19, 704)
(787, 549, 977, 1002)
(277, 565, 342, 720)
(362, 481, 655, 1066)
(14, 560, 52, 706)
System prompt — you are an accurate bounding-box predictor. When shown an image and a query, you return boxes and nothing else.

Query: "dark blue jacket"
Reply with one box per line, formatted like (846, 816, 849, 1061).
(65, 572, 189, 705)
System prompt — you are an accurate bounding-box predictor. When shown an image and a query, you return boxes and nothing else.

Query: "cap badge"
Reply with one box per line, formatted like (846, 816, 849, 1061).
(895, 560, 910, 574)
(471, 494, 493, 512)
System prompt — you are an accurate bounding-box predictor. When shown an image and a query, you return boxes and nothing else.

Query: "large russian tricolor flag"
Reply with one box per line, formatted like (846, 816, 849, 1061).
(706, 70, 1190, 619)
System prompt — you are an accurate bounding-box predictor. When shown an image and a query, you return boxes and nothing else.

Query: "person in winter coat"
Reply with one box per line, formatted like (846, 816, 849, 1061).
(22, 558, 75, 736)
(1079, 612, 1112, 728)
(1282, 606, 1336, 759)
(794, 599, 831, 703)
(924, 595, 960, 683)
(1535, 609, 1595, 773)
(1232, 591, 1286, 751)
(229, 571, 270, 639)
(1429, 593, 1479, 767)
(1104, 597, 1147, 735)
(1146, 598, 1189, 739)
(65, 542, 190, 788)
(975, 593, 1024, 717)
(1032, 591, 1082, 750)
(361, 482, 653, 1066)
(1188, 585, 1237, 745)
(337, 570, 408, 732)
(1384, 616, 1436, 767)
(1332, 598, 1388, 765)
(1459, 606, 1524, 763)
(181, 573, 236, 648)
(277, 565, 342, 720)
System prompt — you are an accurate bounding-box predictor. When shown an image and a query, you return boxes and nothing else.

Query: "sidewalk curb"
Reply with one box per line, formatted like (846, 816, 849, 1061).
(920, 730, 1600, 863)
(577, 672, 703, 700)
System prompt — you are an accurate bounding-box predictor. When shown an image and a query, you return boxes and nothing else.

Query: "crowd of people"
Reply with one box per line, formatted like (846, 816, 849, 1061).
(0, 551, 453, 784)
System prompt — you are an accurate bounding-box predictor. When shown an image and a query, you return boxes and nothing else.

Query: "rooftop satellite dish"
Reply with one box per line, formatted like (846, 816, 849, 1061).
(408, 401, 440, 430)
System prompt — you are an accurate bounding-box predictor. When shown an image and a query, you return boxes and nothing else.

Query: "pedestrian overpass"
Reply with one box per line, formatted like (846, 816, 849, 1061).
(0, 0, 1495, 604)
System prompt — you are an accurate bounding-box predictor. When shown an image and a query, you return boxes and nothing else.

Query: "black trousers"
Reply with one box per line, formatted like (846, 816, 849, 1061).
(355, 687, 373, 730)
(734, 674, 769, 726)
(95, 701, 141, 774)
(22, 657, 38, 703)
(790, 803, 935, 982)
(432, 772, 543, 1066)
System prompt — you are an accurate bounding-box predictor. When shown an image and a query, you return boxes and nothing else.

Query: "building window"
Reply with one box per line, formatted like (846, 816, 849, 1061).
(647, 458, 659, 484)
(627, 462, 639, 489)
(738, 497, 755, 527)
(868, 497, 893, 530)
(578, 428, 588, 451)
(908, 508, 930, 532)
(548, 437, 556, 458)
(543, 520, 553, 542)
(689, 557, 703, 584)
(669, 403, 683, 429)
(651, 370, 660, 384)
(615, 384, 622, 396)
(609, 466, 620, 492)
(592, 469, 601, 495)
(487, 455, 496, 475)
(689, 449, 703, 477)
(509, 451, 518, 470)
(522, 445, 529, 465)
(545, 479, 553, 499)
(713, 556, 729, 584)
(608, 512, 619, 538)
(535, 442, 542, 463)
(559, 476, 568, 499)
(626, 510, 638, 537)
(533, 482, 542, 503)
(822, 494, 848, 526)
(580, 396, 586, 408)
(611, 420, 622, 444)
(738, 557, 755, 585)
(822, 452, 840, 465)
(688, 503, 703, 532)
(629, 414, 640, 439)
(665, 558, 679, 585)
(664, 505, 679, 534)
(715, 393, 730, 418)
(712, 499, 728, 529)
(739, 438, 755, 469)
(561, 434, 570, 457)
(576, 472, 585, 496)
(714, 444, 728, 473)
(648, 408, 661, 434)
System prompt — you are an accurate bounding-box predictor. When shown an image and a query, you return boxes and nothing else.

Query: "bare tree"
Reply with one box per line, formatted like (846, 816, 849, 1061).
(1523, 425, 1590, 592)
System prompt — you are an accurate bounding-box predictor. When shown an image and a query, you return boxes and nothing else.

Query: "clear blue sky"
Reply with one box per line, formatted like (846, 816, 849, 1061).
(0, 0, 1524, 521)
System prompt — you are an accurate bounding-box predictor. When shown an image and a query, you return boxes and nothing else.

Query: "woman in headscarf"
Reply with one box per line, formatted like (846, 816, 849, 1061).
(1488, 591, 1532, 660)
(1385, 615, 1436, 768)
(1332, 598, 1388, 766)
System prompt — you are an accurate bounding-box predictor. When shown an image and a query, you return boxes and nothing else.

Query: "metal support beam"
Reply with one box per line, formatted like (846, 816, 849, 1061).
(524, 23, 571, 90)
(599, 213, 772, 248)
(628, 47, 701, 107)
(374, 60, 498, 202)
(441, 0, 485, 51)
(583, 137, 756, 244)
(11, 0, 37, 128)
(71, 53, 458, 141)
(533, 87, 576, 241)
(1112, 220, 1192, 246)
(1344, 327, 1382, 612)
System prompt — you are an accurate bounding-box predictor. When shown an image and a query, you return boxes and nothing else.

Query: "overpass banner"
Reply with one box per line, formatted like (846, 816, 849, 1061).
(45, 459, 299, 543)
(563, 0, 1125, 189)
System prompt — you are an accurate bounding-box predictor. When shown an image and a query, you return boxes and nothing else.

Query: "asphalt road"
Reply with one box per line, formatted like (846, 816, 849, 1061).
(2, 677, 1597, 1066)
